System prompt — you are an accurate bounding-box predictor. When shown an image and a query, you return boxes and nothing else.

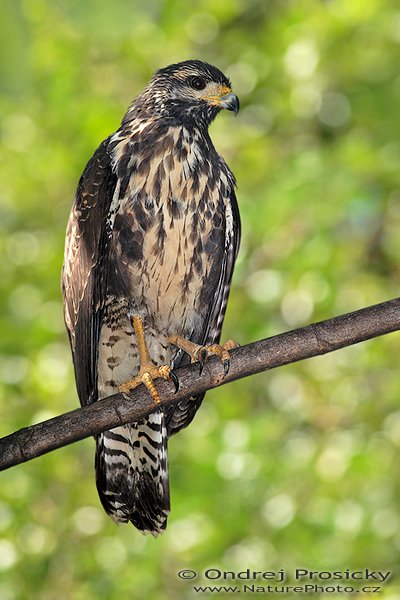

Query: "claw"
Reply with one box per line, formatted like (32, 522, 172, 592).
(169, 334, 238, 379)
(169, 370, 180, 393)
(198, 348, 207, 375)
(223, 358, 230, 377)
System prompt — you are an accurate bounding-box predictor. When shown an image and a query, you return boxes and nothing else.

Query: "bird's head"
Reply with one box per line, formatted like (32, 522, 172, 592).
(134, 60, 239, 127)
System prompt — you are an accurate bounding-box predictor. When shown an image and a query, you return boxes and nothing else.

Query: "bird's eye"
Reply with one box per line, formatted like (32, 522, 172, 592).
(189, 76, 207, 91)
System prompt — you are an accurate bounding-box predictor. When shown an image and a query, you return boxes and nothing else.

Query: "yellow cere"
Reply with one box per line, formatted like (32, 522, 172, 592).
(202, 84, 232, 105)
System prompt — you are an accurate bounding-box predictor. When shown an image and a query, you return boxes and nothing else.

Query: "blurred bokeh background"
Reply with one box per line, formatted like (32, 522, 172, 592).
(1, 0, 400, 598)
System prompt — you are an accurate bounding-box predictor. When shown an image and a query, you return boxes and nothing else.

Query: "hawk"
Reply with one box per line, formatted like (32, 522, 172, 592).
(62, 60, 241, 535)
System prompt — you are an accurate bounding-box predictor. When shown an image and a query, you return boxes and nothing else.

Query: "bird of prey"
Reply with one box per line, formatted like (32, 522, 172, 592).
(62, 60, 241, 535)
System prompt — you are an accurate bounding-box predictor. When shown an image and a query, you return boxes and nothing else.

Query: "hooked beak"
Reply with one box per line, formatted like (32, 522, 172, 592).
(220, 92, 240, 115)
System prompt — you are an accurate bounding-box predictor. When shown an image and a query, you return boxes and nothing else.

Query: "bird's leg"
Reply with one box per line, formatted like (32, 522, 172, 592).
(169, 335, 239, 377)
(118, 315, 179, 404)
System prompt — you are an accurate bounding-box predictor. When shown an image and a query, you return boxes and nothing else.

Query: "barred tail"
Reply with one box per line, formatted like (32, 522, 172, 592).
(95, 409, 170, 535)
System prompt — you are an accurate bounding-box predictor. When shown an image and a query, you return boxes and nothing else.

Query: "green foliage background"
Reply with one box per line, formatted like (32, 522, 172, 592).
(1, 1, 400, 598)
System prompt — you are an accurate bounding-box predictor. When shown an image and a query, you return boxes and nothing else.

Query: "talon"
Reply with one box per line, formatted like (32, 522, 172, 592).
(198, 348, 207, 375)
(170, 334, 239, 378)
(118, 316, 177, 405)
(223, 358, 230, 377)
(169, 370, 180, 393)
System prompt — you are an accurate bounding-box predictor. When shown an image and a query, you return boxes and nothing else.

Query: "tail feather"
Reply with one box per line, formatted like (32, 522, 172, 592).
(95, 409, 170, 535)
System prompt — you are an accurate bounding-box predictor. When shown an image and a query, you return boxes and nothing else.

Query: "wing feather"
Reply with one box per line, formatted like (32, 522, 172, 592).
(62, 138, 117, 406)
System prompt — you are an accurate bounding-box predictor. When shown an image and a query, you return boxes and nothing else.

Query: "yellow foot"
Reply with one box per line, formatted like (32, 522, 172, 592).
(118, 316, 179, 405)
(118, 362, 178, 404)
(169, 335, 239, 377)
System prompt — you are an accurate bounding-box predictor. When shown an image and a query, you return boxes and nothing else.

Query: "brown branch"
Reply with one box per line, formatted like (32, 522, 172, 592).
(1, 297, 400, 472)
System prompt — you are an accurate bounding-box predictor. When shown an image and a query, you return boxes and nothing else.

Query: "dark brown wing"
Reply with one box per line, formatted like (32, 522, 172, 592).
(166, 187, 241, 436)
(62, 138, 117, 406)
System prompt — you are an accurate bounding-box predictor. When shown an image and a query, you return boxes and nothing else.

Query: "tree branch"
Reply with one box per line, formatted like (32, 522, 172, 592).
(1, 297, 399, 472)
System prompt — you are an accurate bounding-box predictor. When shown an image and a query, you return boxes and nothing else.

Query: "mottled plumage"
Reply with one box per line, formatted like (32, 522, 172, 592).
(62, 60, 240, 535)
